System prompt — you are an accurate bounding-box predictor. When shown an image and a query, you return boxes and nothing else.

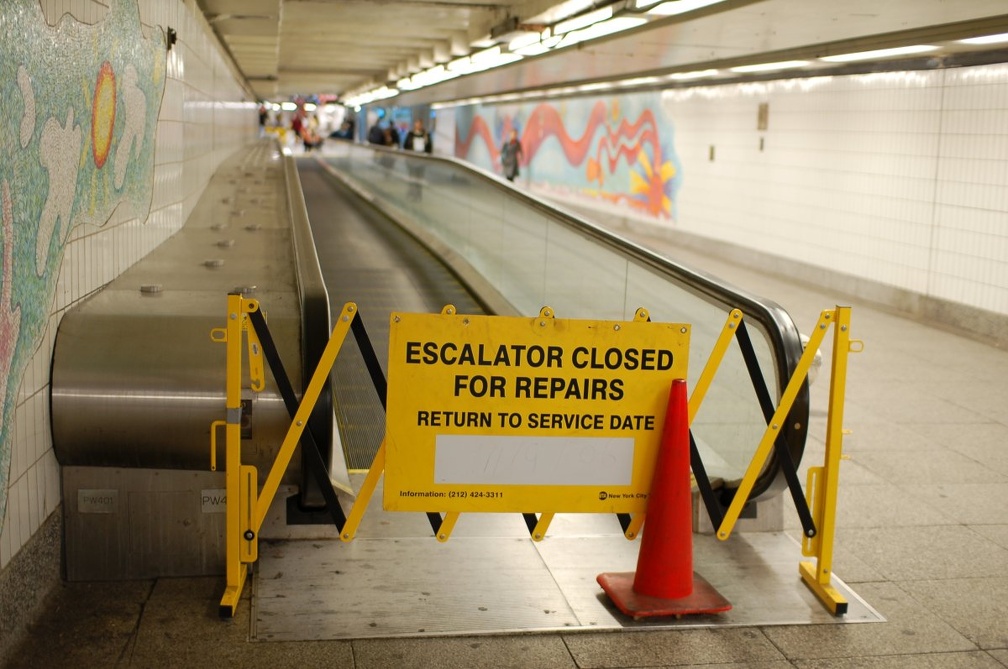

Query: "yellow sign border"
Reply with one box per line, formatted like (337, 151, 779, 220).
(384, 307, 689, 514)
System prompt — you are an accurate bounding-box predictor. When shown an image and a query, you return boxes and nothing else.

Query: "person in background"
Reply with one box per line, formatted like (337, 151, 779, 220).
(384, 123, 400, 148)
(291, 108, 305, 148)
(301, 115, 323, 151)
(330, 121, 353, 140)
(258, 104, 268, 136)
(500, 128, 523, 182)
(403, 119, 432, 154)
(369, 122, 398, 170)
(369, 121, 399, 147)
(403, 119, 433, 200)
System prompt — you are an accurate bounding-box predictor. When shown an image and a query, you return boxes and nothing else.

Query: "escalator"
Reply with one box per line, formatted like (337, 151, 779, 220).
(297, 159, 486, 469)
(302, 144, 810, 513)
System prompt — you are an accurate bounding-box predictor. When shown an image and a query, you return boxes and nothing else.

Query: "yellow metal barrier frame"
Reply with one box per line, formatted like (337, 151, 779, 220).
(798, 306, 860, 614)
(211, 296, 857, 617)
(210, 295, 360, 616)
(619, 308, 743, 541)
(707, 306, 859, 615)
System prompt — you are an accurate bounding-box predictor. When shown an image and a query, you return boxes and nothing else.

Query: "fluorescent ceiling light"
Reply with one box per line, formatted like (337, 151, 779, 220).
(467, 46, 524, 70)
(526, 0, 595, 25)
(730, 60, 809, 73)
(557, 16, 647, 47)
(820, 44, 938, 63)
(508, 32, 542, 51)
(455, 46, 522, 72)
(618, 76, 661, 86)
(469, 35, 496, 48)
(513, 42, 549, 56)
(555, 6, 613, 35)
(411, 65, 459, 87)
(958, 32, 1008, 45)
(490, 53, 524, 68)
(447, 56, 472, 72)
(280, 101, 297, 111)
(667, 68, 719, 80)
(593, 16, 648, 36)
(346, 86, 399, 107)
(512, 35, 563, 56)
(648, 0, 727, 16)
(303, 102, 317, 112)
(470, 45, 502, 66)
(411, 66, 440, 84)
(355, 87, 399, 106)
(397, 46, 524, 96)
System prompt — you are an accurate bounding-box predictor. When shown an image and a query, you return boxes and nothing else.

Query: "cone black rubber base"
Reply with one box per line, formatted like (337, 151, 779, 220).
(597, 571, 732, 620)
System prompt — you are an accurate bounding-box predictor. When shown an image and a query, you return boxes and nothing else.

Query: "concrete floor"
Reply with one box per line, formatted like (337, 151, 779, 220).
(5, 150, 1008, 668)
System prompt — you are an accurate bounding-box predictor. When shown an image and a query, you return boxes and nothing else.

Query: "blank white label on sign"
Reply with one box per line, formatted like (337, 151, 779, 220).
(435, 435, 634, 486)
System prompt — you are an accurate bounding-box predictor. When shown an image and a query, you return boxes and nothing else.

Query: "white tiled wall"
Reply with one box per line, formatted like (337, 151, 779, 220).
(0, 0, 256, 569)
(662, 65, 1008, 316)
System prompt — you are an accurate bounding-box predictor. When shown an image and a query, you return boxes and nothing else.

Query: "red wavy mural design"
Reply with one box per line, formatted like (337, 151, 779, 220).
(456, 115, 501, 163)
(456, 100, 673, 217)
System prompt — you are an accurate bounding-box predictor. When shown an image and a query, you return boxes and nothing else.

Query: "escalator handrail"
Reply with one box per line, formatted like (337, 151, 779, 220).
(283, 153, 335, 508)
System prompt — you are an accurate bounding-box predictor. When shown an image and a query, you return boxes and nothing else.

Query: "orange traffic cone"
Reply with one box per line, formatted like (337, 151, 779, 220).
(597, 378, 731, 619)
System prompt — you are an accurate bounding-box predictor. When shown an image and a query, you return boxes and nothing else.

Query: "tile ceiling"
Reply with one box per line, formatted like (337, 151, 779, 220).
(195, 0, 1008, 103)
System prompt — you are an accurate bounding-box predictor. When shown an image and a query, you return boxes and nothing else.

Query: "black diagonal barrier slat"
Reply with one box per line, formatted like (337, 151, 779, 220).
(247, 308, 347, 530)
(690, 431, 724, 530)
(350, 312, 388, 410)
(734, 320, 816, 538)
(523, 513, 539, 536)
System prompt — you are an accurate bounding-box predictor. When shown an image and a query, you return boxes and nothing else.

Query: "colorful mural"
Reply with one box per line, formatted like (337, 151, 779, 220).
(0, 0, 166, 534)
(454, 94, 682, 220)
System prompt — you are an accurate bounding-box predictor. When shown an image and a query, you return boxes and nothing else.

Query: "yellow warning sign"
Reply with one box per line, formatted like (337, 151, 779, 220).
(383, 308, 689, 513)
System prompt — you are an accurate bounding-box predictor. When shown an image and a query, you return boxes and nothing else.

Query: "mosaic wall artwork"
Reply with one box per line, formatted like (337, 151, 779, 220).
(0, 0, 166, 534)
(454, 94, 682, 221)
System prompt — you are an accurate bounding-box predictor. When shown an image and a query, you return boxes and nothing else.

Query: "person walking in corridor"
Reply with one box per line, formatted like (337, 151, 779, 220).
(403, 119, 433, 199)
(500, 128, 523, 182)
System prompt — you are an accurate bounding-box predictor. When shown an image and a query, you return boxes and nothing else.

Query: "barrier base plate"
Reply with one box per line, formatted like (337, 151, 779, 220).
(596, 571, 732, 619)
(254, 480, 884, 639)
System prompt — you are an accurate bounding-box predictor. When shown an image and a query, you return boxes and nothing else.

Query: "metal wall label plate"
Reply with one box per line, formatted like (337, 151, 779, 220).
(78, 489, 118, 513)
(201, 489, 228, 513)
